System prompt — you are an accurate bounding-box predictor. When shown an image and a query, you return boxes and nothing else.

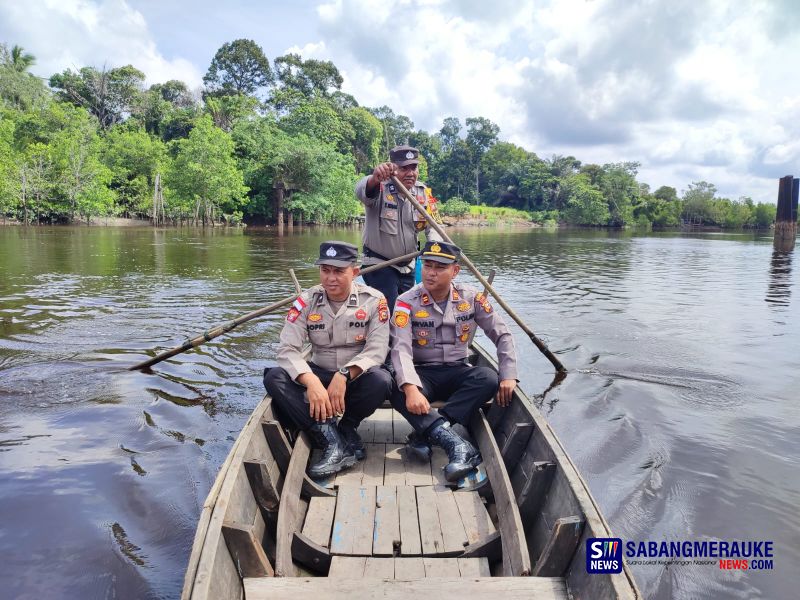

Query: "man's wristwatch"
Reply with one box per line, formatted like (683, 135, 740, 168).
(337, 367, 352, 383)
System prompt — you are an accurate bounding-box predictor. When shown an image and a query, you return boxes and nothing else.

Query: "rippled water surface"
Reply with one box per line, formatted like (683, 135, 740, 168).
(0, 226, 797, 599)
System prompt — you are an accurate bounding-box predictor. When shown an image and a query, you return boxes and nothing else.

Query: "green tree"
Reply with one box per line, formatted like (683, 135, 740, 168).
(479, 141, 528, 205)
(50, 108, 111, 221)
(561, 174, 609, 225)
(0, 44, 49, 110)
(597, 162, 639, 226)
(0, 113, 19, 219)
(103, 126, 168, 216)
(167, 115, 248, 224)
(19, 142, 54, 223)
(49, 65, 145, 129)
(137, 80, 198, 140)
(204, 39, 273, 97)
(368, 106, 414, 156)
(682, 181, 717, 225)
(271, 53, 343, 110)
(465, 116, 499, 199)
(344, 106, 381, 174)
(204, 93, 259, 132)
(278, 98, 353, 154)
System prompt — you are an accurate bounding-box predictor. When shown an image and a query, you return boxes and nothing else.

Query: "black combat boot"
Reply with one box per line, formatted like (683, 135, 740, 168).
(338, 419, 366, 461)
(405, 430, 432, 462)
(307, 419, 356, 478)
(427, 421, 482, 482)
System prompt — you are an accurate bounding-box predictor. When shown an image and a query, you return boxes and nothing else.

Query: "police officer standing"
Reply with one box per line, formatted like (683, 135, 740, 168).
(390, 240, 519, 482)
(264, 241, 393, 478)
(355, 145, 442, 311)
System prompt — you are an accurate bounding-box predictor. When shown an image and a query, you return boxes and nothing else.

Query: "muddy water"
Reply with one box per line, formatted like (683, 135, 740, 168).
(0, 226, 796, 599)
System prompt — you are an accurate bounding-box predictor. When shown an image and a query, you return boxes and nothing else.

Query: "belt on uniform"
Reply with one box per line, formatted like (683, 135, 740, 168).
(415, 360, 470, 368)
(362, 245, 391, 261)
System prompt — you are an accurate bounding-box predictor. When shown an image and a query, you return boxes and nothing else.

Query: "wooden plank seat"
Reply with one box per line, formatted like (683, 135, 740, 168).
(244, 577, 569, 600)
(327, 556, 491, 578)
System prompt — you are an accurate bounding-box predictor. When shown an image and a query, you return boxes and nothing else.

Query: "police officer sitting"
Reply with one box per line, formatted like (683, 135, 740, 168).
(390, 240, 519, 482)
(264, 241, 393, 478)
(355, 145, 443, 311)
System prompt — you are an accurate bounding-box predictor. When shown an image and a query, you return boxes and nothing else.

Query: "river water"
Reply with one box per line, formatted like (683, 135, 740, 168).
(0, 226, 797, 599)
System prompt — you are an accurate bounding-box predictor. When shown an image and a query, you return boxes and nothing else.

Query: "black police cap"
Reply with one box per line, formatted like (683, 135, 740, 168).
(390, 145, 420, 166)
(315, 241, 358, 267)
(420, 240, 461, 264)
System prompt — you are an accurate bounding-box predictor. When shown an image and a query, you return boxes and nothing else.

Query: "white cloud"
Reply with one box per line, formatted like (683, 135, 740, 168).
(0, 0, 202, 87)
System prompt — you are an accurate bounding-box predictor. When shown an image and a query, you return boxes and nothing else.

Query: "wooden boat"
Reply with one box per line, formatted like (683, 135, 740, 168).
(181, 343, 641, 599)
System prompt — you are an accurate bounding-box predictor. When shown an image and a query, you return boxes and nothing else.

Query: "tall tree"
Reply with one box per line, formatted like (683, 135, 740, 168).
(167, 115, 248, 225)
(271, 53, 343, 110)
(204, 39, 273, 97)
(439, 117, 461, 151)
(49, 65, 145, 129)
(368, 106, 414, 156)
(465, 116, 499, 198)
(0, 44, 48, 110)
(9, 45, 36, 72)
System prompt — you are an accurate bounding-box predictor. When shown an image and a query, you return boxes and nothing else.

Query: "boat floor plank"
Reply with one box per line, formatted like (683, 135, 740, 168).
(416, 486, 445, 556)
(404, 446, 433, 486)
(383, 444, 406, 486)
(301, 496, 337, 548)
(328, 556, 366, 577)
(351, 486, 377, 556)
(360, 443, 385, 486)
(397, 485, 422, 556)
(329, 486, 358, 555)
(434, 489, 469, 554)
(244, 577, 569, 600)
(373, 485, 400, 556)
(458, 557, 491, 577)
(454, 491, 496, 545)
(393, 557, 425, 579)
(333, 455, 364, 487)
(364, 557, 395, 579)
(423, 557, 460, 577)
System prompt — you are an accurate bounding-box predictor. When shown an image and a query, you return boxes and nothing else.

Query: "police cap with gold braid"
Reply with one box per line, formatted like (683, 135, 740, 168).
(420, 240, 461, 264)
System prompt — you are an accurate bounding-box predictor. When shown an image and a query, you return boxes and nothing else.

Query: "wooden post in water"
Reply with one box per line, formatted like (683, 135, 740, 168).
(774, 175, 798, 251)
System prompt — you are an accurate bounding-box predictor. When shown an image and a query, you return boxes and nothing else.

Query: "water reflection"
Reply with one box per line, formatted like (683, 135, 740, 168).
(766, 249, 793, 306)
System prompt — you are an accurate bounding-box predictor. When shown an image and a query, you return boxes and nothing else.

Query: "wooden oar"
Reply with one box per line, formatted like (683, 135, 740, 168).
(129, 250, 421, 372)
(391, 175, 566, 373)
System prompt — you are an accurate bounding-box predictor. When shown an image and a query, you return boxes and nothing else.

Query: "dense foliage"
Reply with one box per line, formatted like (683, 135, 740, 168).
(0, 40, 781, 227)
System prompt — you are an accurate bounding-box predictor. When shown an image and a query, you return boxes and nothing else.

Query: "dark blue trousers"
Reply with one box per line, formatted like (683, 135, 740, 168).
(389, 363, 499, 433)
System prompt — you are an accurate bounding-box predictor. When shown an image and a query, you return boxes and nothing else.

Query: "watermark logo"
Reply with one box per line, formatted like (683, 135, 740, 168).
(586, 537, 623, 574)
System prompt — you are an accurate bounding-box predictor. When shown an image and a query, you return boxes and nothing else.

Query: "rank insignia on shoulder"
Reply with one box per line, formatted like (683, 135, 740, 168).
(421, 294, 431, 304)
(414, 310, 429, 318)
(457, 301, 470, 312)
(355, 308, 367, 320)
(287, 307, 300, 323)
(451, 289, 460, 301)
(308, 313, 323, 322)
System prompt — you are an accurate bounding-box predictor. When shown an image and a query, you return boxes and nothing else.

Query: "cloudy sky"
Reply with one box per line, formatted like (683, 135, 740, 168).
(2, 0, 799, 203)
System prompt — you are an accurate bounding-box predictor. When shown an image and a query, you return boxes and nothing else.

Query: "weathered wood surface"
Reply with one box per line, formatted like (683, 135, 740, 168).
(471, 409, 531, 576)
(330, 486, 376, 555)
(244, 577, 569, 599)
(301, 496, 336, 547)
(454, 491, 496, 545)
(274, 432, 311, 576)
(397, 485, 422, 556)
(533, 516, 584, 577)
(416, 486, 446, 555)
(183, 396, 275, 600)
(373, 485, 400, 556)
(361, 443, 386, 485)
(222, 522, 273, 578)
(393, 557, 425, 579)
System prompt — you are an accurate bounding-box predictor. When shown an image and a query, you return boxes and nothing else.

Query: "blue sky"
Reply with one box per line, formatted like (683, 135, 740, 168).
(3, 0, 800, 204)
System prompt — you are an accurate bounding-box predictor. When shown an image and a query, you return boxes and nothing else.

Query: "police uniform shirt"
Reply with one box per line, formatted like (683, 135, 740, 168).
(278, 282, 390, 380)
(354, 176, 443, 273)
(390, 282, 518, 389)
